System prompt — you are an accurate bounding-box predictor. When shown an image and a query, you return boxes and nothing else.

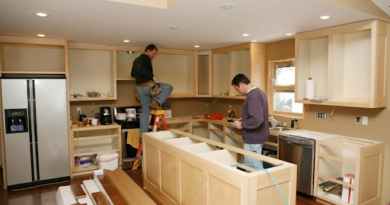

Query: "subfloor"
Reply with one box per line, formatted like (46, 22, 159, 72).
(0, 168, 322, 205)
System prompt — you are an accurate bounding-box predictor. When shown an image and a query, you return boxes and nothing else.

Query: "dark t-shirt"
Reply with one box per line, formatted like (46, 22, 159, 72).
(131, 54, 154, 84)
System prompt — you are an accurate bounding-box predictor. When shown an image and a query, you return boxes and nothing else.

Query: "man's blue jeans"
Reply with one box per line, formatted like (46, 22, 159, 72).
(137, 83, 173, 138)
(243, 143, 264, 169)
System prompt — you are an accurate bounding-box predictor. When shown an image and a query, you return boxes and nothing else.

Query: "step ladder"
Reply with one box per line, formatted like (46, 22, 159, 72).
(132, 109, 168, 170)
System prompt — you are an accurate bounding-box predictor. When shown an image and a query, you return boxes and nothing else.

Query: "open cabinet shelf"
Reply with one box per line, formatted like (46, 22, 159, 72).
(0, 36, 68, 74)
(314, 136, 384, 205)
(212, 43, 265, 99)
(68, 44, 116, 101)
(295, 19, 390, 108)
(70, 123, 121, 178)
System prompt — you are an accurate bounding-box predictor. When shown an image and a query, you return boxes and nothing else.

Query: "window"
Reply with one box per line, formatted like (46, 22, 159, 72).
(268, 59, 303, 116)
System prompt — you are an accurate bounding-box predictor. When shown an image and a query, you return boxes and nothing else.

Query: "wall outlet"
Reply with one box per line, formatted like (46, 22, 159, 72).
(362, 116, 368, 125)
(229, 105, 232, 109)
(205, 103, 208, 106)
(315, 112, 327, 119)
(355, 116, 361, 124)
(77, 107, 81, 114)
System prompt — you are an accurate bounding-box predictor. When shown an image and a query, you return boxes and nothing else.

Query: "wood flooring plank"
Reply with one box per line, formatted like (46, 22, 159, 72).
(91, 192, 110, 205)
(70, 183, 86, 199)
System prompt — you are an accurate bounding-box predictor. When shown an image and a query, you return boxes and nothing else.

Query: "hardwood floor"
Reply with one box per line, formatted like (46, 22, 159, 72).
(0, 168, 323, 205)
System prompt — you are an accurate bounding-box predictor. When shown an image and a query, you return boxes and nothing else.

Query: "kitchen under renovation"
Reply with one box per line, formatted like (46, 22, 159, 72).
(0, 0, 389, 205)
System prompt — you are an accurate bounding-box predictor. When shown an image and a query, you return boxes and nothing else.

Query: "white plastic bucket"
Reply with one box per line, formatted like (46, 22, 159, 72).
(97, 152, 118, 171)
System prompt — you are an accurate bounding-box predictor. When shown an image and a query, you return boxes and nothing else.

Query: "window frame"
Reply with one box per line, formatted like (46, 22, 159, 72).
(267, 59, 304, 118)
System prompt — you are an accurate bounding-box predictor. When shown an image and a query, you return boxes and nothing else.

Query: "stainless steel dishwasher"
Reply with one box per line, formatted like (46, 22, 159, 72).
(279, 133, 315, 196)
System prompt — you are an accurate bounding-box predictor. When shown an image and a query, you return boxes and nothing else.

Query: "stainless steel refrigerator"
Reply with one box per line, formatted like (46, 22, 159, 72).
(1, 74, 70, 190)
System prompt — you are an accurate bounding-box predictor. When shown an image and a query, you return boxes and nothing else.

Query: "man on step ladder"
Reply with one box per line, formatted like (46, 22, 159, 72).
(131, 44, 173, 170)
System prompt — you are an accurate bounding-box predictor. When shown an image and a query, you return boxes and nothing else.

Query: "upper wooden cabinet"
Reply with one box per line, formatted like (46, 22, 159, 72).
(212, 42, 265, 99)
(196, 51, 212, 97)
(295, 19, 390, 108)
(68, 43, 117, 101)
(116, 51, 142, 81)
(153, 50, 195, 98)
(0, 36, 68, 75)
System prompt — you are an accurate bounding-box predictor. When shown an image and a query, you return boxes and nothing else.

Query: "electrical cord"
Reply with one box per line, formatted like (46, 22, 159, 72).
(231, 163, 289, 205)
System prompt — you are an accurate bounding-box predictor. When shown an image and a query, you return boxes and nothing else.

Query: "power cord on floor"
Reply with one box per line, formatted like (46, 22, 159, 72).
(231, 163, 289, 205)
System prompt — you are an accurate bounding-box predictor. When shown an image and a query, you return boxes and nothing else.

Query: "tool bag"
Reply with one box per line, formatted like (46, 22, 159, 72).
(134, 82, 162, 103)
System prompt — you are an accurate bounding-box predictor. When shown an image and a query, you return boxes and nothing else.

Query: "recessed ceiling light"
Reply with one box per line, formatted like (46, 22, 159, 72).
(37, 34, 45, 37)
(36, 13, 47, 17)
(194, 45, 200, 48)
(285, 33, 293, 36)
(220, 3, 234, 10)
(320, 16, 330, 20)
(242, 34, 250, 37)
(123, 40, 130, 43)
(251, 40, 257, 42)
(169, 26, 179, 30)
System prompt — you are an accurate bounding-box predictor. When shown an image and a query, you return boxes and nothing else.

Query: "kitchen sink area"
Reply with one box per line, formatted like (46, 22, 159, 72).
(269, 127, 292, 131)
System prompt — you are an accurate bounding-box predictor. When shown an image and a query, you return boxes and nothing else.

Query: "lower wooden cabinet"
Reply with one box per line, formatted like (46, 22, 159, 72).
(142, 129, 297, 205)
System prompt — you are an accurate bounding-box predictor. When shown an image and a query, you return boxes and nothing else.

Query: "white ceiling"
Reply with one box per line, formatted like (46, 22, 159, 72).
(0, 0, 384, 50)
(372, 0, 390, 16)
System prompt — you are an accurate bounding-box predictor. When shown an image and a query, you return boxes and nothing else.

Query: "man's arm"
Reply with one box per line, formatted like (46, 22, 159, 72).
(137, 55, 154, 79)
(242, 95, 264, 129)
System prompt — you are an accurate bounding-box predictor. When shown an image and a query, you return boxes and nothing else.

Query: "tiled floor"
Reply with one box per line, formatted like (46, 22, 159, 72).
(0, 168, 322, 205)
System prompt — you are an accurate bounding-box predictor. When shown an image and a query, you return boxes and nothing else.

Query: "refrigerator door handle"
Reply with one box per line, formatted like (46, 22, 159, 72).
(27, 80, 35, 181)
(32, 80, 40, 180)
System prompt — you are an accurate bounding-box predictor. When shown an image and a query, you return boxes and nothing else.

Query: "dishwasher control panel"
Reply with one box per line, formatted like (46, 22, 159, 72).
(279, 134, 315, 145)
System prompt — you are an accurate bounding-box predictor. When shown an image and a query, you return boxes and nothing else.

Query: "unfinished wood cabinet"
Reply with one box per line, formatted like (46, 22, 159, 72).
(295, 19, 390, 108)
(142, 130, 297, 205)
(69, 43, 117, 101)
(196, 51, 212, 96)
(314, 136, 384, 205)
(212, 43, 265, 99)
(70, 123, 121, 177)
(0, 35, 68, 75)
(116, 50, 142, 81)
(153, 51, 195, 98)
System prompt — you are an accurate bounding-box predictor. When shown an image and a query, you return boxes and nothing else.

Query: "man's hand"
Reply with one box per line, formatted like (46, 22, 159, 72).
(153, 76, 159, 83)
(237, 117, 242, 121)
(233, 120, 243, 129)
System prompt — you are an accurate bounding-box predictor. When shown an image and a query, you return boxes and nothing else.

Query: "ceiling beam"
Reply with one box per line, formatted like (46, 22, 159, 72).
(321, 0, 390, 20)
(106, 0, 182, 9)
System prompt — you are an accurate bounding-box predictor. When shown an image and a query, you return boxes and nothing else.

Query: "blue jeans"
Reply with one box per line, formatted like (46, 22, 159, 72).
(137, 82, 173, 138)
(244, 143, 264, 169)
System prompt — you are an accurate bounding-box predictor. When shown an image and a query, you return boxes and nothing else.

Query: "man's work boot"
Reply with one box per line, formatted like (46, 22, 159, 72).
(150, 99, 161, 110)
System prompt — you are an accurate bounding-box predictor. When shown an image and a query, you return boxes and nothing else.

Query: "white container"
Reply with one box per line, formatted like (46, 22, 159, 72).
(97, 152, 118, 171)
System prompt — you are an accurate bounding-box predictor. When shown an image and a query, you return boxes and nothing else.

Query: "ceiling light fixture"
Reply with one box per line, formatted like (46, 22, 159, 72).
(37, 34, 45, 37)
(242, 34, 250, 37)
(169, 26, 179, 30)
(251, 40, 257, 42)
(123, 40, 130, 43)
(285, 33, 293, 36)
(36, 13, 48, 17)
(320, 16, 330, 20)
(194, 45, 200, 48)
(220, 3, 234, 10)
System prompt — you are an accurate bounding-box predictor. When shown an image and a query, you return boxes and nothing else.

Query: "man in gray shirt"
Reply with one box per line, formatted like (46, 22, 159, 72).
(232, 74, 269, 168)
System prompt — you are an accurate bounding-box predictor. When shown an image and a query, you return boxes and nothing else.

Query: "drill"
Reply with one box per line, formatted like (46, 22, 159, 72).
(227, 109, 236, 122)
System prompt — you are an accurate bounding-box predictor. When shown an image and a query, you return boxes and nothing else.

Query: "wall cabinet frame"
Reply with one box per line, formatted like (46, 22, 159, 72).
(212, 42, 265, 99)
(295, 19, 390, 108)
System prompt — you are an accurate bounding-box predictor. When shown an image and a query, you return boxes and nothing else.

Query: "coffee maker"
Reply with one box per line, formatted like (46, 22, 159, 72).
(100, 107, 112, 125)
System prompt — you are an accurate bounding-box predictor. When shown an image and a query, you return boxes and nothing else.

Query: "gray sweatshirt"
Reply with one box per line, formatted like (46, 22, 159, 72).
(241, 87, 270, 144)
